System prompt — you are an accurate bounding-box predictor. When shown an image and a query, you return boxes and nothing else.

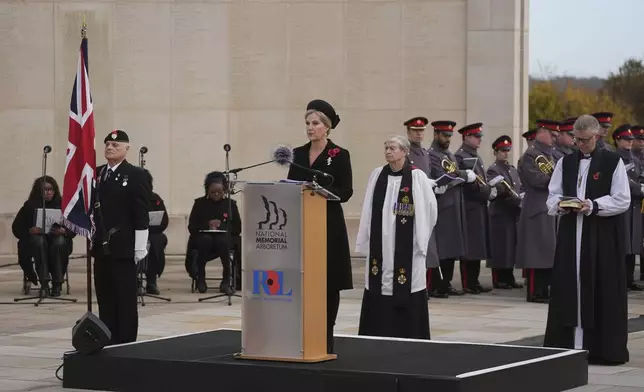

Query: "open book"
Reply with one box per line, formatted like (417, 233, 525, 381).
(435, 173, 465, 187)
(34, 208, 62, 233)
(149, 211, 165, 226)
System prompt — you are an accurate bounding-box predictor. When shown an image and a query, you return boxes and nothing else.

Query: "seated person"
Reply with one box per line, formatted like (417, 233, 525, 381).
(187, 171, 241, 294)
(143, 170, 168, 295)
(11, 176, 75, 296)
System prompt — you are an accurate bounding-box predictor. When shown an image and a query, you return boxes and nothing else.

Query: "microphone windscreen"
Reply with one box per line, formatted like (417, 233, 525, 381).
(272, 145, 293, 166)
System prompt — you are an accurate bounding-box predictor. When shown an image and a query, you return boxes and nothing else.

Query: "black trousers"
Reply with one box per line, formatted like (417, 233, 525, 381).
(459, 259, 481, 289)
(28, 234, 70, 284)
(146, 233, 167, 284)
(525, 268, 550, 300)
(492, 268, 515, 285)
(94, 255, 138, 345)
(626, 254, 636, 286)
(327, 289, 340, 354)
(195, 234, 233, 282)
(428, 259, 456, 292)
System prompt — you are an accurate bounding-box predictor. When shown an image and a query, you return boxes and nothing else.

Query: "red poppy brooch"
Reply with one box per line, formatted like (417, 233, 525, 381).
(593, 172, 600, 181)
(223, 212, 228, 222)
(327, 147, 341, 166)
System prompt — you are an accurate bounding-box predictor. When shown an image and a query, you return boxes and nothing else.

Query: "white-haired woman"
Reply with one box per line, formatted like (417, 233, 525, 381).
(355, 135, 438, 339)
(287, 99, 353, 354)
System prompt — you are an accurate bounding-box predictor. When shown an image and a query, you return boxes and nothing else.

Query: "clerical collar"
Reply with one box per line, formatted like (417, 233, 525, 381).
(386, 164, 406, 176)
(578, 148, 597, 160)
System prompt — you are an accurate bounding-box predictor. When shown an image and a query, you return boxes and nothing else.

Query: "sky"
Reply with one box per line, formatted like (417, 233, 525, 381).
(530, 0, 644, 78)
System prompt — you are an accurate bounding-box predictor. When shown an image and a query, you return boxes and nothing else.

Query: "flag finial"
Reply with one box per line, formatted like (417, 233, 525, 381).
(81, 15, 87, 38)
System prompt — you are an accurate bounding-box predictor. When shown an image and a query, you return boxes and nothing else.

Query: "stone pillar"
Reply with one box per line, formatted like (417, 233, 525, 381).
(466, 0, 529, 166)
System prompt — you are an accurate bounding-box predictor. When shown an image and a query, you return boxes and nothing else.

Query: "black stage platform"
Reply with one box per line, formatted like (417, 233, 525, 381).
(63, 329, 587, 392)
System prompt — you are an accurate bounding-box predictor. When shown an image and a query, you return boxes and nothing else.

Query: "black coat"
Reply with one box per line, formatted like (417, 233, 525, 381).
(91, 160, 151, 259)
(148, 192, 169, 276)
(287, 140, 354, 291)
(187, 196, 241, 237)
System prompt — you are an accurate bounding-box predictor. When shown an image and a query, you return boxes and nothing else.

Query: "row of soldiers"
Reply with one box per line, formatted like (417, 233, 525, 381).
(404, 112, 644, 303)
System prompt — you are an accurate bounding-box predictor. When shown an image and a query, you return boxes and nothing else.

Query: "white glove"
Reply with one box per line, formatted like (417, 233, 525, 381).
(519, 192, 525, 199)
(434, 185, 448, 195)
(640, 184, 644, 195)
(489, 187, 498, 200)
(134, 229, 149, 263)
(465, 170, 476, 183)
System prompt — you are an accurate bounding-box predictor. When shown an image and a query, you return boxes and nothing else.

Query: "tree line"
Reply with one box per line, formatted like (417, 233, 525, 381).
(529, 58, 644, 139)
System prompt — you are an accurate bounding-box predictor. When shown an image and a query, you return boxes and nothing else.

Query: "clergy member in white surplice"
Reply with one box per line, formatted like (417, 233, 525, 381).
(355, 135, 438, 339)
(544, 114, 631, 365)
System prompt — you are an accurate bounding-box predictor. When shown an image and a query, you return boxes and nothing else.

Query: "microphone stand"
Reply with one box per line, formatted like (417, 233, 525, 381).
(136, 147, 172, 306)
(199, 144, 241, 305)
(14, 146, 77, 306)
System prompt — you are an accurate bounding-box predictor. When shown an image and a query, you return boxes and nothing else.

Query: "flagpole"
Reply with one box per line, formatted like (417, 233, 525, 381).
(81, 18, 93, 313)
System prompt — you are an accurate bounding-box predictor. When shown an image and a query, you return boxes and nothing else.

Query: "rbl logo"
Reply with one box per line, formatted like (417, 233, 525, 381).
(252, 270, 292, 297)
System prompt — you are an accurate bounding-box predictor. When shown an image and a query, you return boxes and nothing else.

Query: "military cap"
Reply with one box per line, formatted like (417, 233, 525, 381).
(522, 129, 536, 141)
(592, 112, 614, 128)
(458, 122, 483, 137)
(612, 124, 633, 140)
(632, 125, 644, 140)
(404, 117, 429, 130)
(492, 135, 512, 151)
(104, 129, 129, 144)
(559, 118, 576, 133)
(306, 99, 340, 129)
(430, 120, 456, 133)
(536, 119, 560, 132)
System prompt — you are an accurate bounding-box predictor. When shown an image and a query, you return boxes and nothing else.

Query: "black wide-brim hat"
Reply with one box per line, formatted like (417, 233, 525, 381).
(306, 99, 340, 129)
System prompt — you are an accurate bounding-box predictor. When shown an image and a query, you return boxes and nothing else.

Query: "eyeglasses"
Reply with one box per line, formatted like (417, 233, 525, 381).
(573, 135, 594, 144)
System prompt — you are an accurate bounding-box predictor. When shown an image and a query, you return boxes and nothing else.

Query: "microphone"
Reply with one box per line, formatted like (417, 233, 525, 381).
(272, 144, 334, 182)
(140, 146, 148, 154)
(43, 145, 52, 154)
(224, 144, 231, 152)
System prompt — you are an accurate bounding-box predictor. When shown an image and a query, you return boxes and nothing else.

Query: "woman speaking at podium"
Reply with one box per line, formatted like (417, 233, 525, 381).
(287, 99, 354, 354)
(355, 135, 437, 339)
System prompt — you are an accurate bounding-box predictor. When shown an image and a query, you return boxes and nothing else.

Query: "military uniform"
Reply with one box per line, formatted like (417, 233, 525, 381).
(537, 119, 564, 161)
(454, 123, 493, 294)
(486, 136, 523, 289)
(92, 130, 151, 345)
(554, 118, 577, 158)
(592, 112, 617, 152)
(426, 121, 473, 297)
(404, 117, 440, 274)
(613, 125, 643, 291)
(633, 125, 644, 281)
(515, 140, 556, 303)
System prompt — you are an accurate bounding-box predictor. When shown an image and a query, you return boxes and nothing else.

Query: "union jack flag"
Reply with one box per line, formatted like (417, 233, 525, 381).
(61, 24, 96, 238)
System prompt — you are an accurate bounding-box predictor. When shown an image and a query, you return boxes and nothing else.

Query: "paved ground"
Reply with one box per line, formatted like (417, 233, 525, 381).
(0, 255, 643, 391)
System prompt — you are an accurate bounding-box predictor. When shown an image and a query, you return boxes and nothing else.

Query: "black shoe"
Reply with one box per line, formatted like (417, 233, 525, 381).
(197, 279, 207, 293)
(510, 281, 524, 289)
(429, 289, 448, 298)
(494, 282, 512, 289)
(219, 280, 233, 294)
(146, 283, 160, 295)
(463, 287, 481, 294)
(447, 287, 465, 296)
(629, 283, 643, 291)
(475, 284, 492, 293)
(527, 296, 549, 304)
(51, 284, 62, 297)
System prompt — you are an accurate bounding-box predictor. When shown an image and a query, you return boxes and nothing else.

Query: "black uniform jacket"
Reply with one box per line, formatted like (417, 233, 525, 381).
(92, 160, 151, 259)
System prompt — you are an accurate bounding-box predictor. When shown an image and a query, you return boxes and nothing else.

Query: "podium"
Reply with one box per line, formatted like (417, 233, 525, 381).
(236, 181, 339, 363)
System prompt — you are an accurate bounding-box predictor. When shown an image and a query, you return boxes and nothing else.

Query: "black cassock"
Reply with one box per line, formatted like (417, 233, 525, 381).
(544, 148, 631, 364)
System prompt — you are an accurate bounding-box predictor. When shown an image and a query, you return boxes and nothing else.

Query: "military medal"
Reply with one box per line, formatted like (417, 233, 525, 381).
(397, 268, 407, 284)
(371, 258, 378, 275)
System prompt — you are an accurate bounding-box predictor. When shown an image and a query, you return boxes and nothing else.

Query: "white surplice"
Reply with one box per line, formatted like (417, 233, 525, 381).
(546, 155, 630, 349)
(355, 167, 438, 295)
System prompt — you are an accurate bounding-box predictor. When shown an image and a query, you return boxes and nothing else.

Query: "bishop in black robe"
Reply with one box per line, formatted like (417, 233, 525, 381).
(545, 146, 630, 364)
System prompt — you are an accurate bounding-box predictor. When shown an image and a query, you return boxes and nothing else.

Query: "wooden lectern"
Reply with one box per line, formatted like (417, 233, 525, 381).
(236, 181, 338, 363)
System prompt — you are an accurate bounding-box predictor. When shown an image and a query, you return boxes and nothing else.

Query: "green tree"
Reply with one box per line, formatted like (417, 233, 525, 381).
(604, 58, 644, 124)
(529, 81, 634, 141)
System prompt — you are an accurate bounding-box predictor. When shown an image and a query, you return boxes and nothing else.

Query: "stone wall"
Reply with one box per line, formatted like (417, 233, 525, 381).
(0, 0, 529, 256)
